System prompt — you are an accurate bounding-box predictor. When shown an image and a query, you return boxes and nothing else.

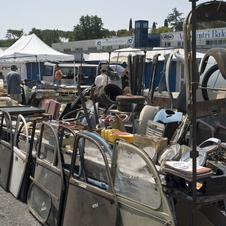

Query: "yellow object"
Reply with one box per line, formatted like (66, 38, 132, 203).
(101, 128, 134, 143)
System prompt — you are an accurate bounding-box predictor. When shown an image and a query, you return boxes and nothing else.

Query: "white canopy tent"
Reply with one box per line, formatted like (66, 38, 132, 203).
(0, 34, 75, 80)
(0, 34, 74, 62)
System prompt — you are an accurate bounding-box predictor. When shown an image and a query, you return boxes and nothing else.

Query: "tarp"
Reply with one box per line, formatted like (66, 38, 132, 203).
(84, 51, 142, 63)
(84, 52, 117, 62)
(114, 47, 142, 53)
(83, 48, 204, 64)
(145, 47, 204, 61)
(0, 34, 74, 62)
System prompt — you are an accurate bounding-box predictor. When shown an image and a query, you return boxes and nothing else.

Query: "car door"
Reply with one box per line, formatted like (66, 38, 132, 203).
(62, 130, 119, 226)
(111, 139, 175, 226)
(0, 110, 13, 191)
(9, 114, 34, 199)
(27, 121, 65, 226)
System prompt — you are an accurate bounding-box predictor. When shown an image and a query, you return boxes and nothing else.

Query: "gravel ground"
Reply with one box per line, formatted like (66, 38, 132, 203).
(0, 186, 41, 226)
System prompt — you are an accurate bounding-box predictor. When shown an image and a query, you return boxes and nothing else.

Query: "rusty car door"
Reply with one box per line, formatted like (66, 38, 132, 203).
(111, 139, 175, 226)
(62, 130, 119, 226)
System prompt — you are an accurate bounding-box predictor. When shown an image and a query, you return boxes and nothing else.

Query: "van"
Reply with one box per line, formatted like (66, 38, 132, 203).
(42, 62, 125, 88)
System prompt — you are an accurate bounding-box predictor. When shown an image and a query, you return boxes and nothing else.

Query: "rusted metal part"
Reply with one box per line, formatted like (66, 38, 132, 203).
(196, 1, 226, 23)
(199, 48, 226, 78)
(188, 98, 226, 118)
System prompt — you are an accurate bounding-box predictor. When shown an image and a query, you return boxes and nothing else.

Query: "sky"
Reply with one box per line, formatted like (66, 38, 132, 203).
(0, 0, 208, 40)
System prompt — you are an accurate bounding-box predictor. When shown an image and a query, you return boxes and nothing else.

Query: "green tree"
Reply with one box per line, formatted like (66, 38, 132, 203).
(128, 28, 134, 36)
(0, 39, 16, 47)
(41, 30, 60, 46)
(102, 29, 116, 38)
(117, 29, 133, 37)
(129, 18, 132, 30)
(164, 19, 168, 27)
(29, 28, 43, 39)
(166, 8, 184, 31)
(57, 30, 72, 42)
(72, 15, 104, 41)
(151, 26, 173, 34)
(117, 29, 127, 37)
(6, 29, 24, 39)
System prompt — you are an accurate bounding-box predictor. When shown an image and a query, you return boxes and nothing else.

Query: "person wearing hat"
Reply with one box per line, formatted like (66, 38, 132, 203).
(94, 66, 110, 86)
(7, 65, 24, 104)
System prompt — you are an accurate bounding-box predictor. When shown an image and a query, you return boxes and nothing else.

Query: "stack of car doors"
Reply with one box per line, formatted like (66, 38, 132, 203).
(0, 109, 37, 202)
(26, 121, 176, 226)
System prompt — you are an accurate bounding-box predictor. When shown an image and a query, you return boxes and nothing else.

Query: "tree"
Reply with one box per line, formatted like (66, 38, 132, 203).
(57, 30, 71, 42)
(6, 29, 24, 39)
(164, 19, 168, 27)
(151, 26, 173, 34)
(102, 29, 116, 38)
(71, 15, 104, 41)
(117, 29, 130, 37)
(152, 22, 157, 29)
(41, 30, 61, 46)
(166, 8, 184, 31)
(29, 28, 43, 39)
(129, 18, 133, 30)
(0, 39, 16, 47)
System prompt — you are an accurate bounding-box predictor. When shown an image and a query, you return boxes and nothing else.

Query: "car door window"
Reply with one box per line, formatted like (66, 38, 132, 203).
(73, 136, 111, 189)
(113, 141, 161, 209)
(39, 125, 57, 164)
(59, 126, 75, 167)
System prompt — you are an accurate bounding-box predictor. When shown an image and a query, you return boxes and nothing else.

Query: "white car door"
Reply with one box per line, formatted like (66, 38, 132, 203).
(9, 114, 30, 198)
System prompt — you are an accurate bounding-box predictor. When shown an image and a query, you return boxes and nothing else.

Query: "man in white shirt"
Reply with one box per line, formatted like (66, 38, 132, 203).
(94, 67, 110, 86)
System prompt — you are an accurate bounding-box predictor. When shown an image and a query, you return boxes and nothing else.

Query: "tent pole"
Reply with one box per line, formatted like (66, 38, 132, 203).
(30, 63, 32, 80)
(36, 56, 41, 81)
(38, 61, 41, 81)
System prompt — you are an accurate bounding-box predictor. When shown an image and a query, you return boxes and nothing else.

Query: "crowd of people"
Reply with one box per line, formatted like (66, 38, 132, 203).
(0, 63, 64, 105)
(0, 63, 130, 105)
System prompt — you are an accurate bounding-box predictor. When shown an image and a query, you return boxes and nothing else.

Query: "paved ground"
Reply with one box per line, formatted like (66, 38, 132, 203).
(0, 186, 41, 226)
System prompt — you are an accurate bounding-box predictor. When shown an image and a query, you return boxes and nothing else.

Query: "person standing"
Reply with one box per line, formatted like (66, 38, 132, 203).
(7, 65, 24, 104)
(121, 67, 129, 90)
(94, 67, 110, 86)
(54, 64, 63, 85)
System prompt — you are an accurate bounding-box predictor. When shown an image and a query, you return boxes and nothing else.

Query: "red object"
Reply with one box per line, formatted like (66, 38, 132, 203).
(105, 116, 111, 122)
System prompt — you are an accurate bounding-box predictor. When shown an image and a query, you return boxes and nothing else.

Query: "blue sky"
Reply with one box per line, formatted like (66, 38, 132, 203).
(0, 0, 207, 40)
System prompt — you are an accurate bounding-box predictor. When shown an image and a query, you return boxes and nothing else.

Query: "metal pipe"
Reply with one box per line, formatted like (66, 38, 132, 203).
(189, 0, 199, 225)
